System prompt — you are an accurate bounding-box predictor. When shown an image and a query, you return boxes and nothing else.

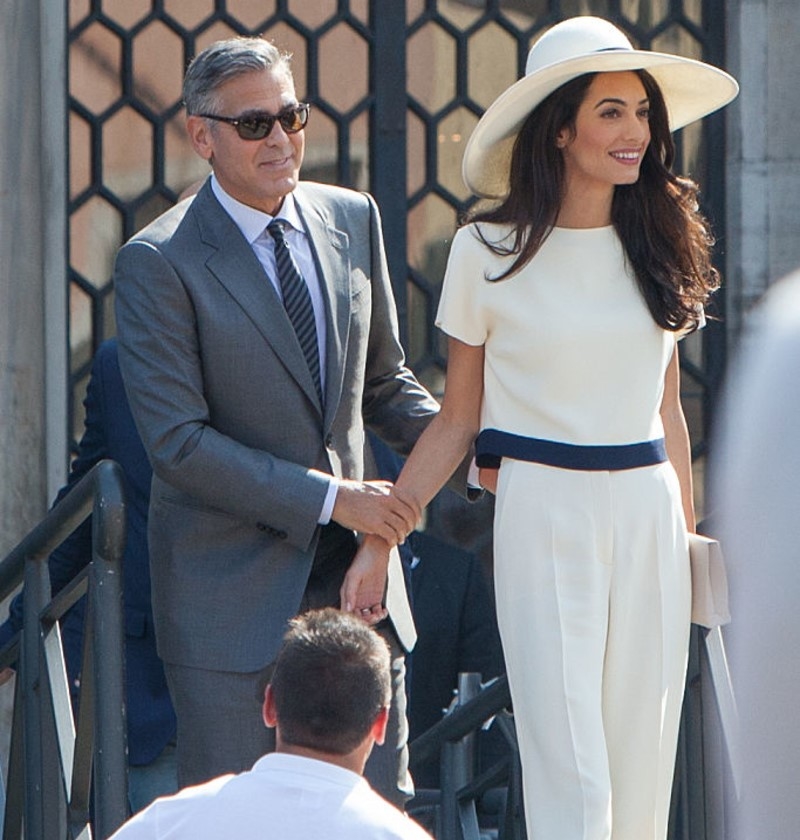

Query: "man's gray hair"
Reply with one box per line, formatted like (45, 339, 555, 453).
(183, 37, 293, 116)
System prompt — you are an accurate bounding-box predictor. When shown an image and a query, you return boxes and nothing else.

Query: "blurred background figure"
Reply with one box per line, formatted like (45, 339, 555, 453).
(0, 338, 177, 814)
(405, 529, 506, 790)
(711, 269, 800, 839)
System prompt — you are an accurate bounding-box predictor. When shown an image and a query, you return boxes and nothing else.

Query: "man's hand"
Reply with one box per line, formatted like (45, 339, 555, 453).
(332, 480, 420, 546)
(478, 467, 498, 495)
(340, 535, 391, 625)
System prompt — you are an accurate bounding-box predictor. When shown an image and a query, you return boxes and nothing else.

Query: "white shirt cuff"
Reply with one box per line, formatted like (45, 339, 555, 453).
(318, 477, 339, 525)
(467, 458, 482, 489)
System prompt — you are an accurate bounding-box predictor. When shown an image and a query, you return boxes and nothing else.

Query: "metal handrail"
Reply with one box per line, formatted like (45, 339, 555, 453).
(409, 675, 511, 772)
(409, 674, 526, 840)
(408, 625, 727, 840)
(0, 459, 128, 839)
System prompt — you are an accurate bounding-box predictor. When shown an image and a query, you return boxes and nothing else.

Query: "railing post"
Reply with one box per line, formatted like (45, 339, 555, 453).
(439, 672, 481, 840)
(90, 459, 129, 839)
(0, 458, 129, 839)
(21, 556, 50, 839)
(370, 0, 409, 346)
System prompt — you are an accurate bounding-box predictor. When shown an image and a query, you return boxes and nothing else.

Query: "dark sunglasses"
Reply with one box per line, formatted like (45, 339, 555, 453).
(197, 103, 310, 140)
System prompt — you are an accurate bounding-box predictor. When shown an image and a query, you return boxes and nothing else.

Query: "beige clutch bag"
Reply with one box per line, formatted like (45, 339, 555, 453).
(689, 533, 731, 628)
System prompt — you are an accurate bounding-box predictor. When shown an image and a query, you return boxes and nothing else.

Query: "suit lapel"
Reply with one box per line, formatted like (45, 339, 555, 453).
(293, 186, 351, 431)
(193, 182, 323, 414)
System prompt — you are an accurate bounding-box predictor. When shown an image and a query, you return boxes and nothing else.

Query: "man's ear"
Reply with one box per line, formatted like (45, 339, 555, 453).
(263, 684, 278, 729)
(186, 115, 214, 162)
(370, 706, 390, 747)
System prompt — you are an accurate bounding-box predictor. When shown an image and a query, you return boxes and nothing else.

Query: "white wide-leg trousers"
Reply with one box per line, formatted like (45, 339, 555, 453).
(493, 460, 691, 840)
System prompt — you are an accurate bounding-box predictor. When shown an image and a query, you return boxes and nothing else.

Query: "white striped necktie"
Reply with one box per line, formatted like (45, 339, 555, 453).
(267, 220, 323, 405)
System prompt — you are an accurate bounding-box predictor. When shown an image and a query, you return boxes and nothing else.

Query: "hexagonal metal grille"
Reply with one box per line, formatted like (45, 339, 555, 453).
(67, 0, 727, 512)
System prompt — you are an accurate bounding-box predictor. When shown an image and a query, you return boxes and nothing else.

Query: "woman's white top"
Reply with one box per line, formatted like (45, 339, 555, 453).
(436, 224, 677, 446)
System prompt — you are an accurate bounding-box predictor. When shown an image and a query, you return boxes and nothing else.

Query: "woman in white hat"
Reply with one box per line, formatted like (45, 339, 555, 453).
(343, 15, 738, 840)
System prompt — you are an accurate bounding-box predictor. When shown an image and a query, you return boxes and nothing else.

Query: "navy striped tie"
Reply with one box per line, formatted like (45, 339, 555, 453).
(267, 220, 323, 405)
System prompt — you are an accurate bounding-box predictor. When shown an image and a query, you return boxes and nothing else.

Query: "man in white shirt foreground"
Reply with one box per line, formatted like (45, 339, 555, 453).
(109, 608, 433, 839)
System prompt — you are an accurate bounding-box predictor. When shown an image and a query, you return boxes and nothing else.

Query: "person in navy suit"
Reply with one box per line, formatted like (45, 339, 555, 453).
(0, 338, 177, 813)
(405, 530, 506, 790)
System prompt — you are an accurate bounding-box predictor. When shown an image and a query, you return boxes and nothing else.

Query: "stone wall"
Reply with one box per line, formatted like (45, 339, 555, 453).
(0, 0, 68, 784)
(726, 0, 800, 342)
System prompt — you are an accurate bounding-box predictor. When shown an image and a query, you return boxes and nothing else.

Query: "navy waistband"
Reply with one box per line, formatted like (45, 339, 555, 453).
(475, 429, 668, 471)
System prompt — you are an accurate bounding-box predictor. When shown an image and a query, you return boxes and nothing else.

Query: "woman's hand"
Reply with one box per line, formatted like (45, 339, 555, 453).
(340, 534, 391, 625)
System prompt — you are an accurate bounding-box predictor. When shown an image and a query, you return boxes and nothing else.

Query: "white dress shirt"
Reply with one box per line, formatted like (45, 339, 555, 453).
(210, 175, 338, 523)
(109, 752, 433, 839)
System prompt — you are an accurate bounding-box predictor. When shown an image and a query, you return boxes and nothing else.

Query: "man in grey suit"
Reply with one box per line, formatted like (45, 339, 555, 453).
(114, 37, 443, 805)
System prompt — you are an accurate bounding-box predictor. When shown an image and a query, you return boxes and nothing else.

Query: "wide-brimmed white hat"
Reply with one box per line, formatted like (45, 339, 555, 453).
(462, 16, 739, 198)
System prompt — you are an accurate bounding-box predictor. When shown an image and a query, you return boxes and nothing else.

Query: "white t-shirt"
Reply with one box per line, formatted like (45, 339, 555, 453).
(109, 753, 433, 839)
(436, 223, 677, 446)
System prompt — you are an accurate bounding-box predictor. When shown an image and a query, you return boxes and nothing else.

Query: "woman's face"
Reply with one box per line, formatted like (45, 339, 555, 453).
(556, 71, 651, 197)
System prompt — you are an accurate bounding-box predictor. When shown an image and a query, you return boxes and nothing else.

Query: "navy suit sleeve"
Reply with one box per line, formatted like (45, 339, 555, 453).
(457, 555, 505, 682)
(47, 346, 112, 595)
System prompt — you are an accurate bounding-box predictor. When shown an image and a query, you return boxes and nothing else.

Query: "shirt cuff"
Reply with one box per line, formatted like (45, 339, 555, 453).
(318, 476, 339, 525)
(466, 459, 484, 501)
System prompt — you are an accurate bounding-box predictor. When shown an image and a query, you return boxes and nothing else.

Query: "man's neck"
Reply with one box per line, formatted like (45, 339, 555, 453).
(275, 740, 370, 775)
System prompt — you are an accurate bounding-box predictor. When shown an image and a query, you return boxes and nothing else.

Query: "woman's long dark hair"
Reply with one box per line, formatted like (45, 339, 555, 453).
(467, 70, 719, 331)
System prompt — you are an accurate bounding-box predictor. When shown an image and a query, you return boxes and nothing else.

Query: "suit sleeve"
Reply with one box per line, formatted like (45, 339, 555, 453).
(458, 556, 505, 680)
(46, 345, 115, 595)
(114, 238, 329, 552)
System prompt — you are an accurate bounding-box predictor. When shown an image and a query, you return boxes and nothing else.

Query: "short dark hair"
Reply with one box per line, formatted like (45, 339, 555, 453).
(269, 608, 391, 755)
(183, 37, 293, 116)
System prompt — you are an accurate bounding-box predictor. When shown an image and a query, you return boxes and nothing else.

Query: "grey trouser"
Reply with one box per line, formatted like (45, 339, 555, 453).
(164, 524, 413, 808)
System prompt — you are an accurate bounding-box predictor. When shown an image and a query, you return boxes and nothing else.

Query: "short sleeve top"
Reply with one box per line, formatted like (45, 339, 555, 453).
(435, 223, 677, 446)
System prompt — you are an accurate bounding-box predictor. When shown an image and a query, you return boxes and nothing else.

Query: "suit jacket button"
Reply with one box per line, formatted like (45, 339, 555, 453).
(256, 522, 267, 531)
(325, 435, 334, 449)
(277, 530, 288, 540)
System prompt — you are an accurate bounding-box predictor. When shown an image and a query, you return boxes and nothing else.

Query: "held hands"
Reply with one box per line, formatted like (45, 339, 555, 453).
(340, 534, 391, 626)
(332, 480, 420, 546)
(332, 479, 419, 626)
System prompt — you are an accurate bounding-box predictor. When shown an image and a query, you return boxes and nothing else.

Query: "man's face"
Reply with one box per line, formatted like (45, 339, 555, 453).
(187, 67, 305, 216)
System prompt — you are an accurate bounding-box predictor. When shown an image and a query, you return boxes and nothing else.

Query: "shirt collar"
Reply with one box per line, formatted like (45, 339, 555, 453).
(210, 174, 305, 245)
(252, 752, 365, 788)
